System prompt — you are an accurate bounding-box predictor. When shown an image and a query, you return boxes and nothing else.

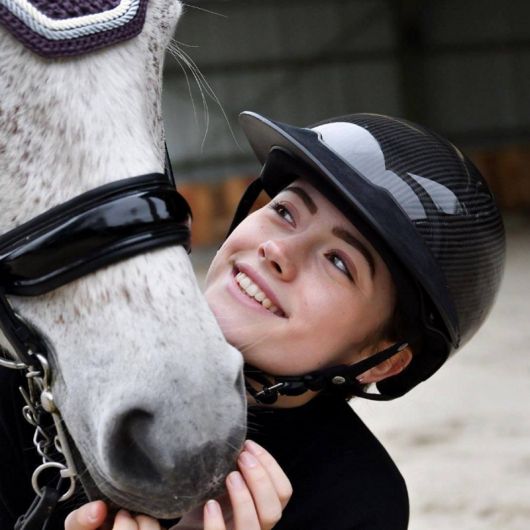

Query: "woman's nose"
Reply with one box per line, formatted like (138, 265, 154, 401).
(258, 239, 296, 280)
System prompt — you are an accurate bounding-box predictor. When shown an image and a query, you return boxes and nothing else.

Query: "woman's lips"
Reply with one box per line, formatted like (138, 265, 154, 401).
(226, 273, 279, 317)
(229, 263, 287, 318)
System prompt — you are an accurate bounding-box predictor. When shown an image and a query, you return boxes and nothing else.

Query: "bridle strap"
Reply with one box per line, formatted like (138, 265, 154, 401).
(0, 292, 49, 367)
(0, 171, 192, 369)
(0, 173, 191, 297)
(14, 486, 61, 530)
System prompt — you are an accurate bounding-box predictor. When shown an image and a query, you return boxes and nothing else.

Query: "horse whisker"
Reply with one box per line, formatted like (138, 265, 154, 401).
(181, 3, 228, 18)
(166, 38, 241, 151)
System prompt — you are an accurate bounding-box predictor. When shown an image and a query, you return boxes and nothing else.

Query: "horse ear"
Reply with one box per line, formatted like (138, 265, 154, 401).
(356, 343, 413, 384)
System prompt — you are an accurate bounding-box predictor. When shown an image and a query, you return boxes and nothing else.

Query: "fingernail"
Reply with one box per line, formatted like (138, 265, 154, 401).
(244, 439, 263, 455)
(206, 499, 221, 516)
(228, 471, 245, 490)
(117, 510, 131, 520)
(239, 451, 258, 468)
(86, 503, 100, 523)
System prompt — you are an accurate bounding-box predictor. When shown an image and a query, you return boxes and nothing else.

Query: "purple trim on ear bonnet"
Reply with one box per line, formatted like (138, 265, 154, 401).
(0, 0, 149, 58)
(30, 1, 122, 19)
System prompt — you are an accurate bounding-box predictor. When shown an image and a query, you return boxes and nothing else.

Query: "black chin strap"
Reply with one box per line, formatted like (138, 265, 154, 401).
(245, 341, 409, 404)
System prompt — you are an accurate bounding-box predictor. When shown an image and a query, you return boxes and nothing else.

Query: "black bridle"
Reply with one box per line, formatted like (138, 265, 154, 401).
(0, 160, 192, 529)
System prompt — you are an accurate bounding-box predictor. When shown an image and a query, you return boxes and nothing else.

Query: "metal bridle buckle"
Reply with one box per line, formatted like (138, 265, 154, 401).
(20, 354, 79, 502)
(31, 462, 76, 503)
(0, 345, 27, 370)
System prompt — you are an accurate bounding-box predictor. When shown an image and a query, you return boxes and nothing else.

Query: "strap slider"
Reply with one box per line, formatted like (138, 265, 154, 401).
(255, 382, 286, 399)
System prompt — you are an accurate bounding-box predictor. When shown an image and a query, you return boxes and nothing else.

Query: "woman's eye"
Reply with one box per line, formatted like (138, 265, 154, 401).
(326, 252, 353, 281)
(269, 201, 295, 225)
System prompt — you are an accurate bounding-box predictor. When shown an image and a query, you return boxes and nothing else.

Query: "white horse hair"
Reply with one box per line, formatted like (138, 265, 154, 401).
(0, 0, 246, 518)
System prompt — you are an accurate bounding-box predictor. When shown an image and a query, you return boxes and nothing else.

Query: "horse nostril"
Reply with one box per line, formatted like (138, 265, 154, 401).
(108, 409, 160, 482)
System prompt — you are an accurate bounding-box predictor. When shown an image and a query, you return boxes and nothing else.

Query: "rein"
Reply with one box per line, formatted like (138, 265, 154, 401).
(0, 165, 192, 529)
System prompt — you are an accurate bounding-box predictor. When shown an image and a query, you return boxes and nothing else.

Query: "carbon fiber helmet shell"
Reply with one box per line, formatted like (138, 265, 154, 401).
(238, 111, 506, 397)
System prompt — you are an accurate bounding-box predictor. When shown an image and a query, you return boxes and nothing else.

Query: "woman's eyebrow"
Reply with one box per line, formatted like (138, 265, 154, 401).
(332, 227, 376, 278)
(284, 186, 318, 214)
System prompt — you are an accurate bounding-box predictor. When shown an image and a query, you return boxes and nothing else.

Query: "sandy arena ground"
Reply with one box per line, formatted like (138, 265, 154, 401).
(192, 216, 530, 530)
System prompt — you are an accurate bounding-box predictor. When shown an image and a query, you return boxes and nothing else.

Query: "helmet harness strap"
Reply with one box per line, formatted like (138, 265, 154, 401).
(245, 340, 409, 404)
(225, 178, 264, 237)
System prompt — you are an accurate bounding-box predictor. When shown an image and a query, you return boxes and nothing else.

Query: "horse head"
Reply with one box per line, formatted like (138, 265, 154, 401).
(0, 0, 246, 519)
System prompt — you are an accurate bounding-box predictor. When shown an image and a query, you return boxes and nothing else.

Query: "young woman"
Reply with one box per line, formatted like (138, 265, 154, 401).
(67, 110, 506, 530)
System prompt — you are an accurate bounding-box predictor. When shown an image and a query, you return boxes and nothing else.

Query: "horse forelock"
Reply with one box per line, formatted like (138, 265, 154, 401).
(0, 0, 150, 58)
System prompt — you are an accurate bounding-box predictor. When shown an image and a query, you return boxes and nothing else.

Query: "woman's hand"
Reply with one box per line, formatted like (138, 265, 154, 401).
(64, 440, 291, 530)
(64, 501, 163, 530)
(176, 440, 292, 530)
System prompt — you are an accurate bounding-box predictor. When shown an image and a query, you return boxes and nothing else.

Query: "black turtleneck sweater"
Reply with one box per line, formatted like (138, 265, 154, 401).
(248, 392, 409, 530)
(1, 368, 408, 529)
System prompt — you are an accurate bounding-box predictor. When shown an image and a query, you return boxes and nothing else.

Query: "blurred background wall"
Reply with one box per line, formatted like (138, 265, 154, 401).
(162, 0, 530, 246)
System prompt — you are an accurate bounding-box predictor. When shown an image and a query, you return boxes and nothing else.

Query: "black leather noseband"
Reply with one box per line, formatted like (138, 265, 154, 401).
(0, 172, 191, 367)
(1, 173, 191, 296)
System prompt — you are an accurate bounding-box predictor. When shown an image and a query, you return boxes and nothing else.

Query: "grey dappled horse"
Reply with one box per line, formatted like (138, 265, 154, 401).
(0, 0, 246, 519)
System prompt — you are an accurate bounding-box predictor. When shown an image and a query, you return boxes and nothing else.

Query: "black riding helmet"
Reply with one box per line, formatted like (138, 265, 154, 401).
(231, 111, 505, 401)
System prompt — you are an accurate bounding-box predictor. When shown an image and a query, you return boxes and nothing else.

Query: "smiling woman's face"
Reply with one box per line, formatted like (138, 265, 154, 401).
(204, 179, 396, 376)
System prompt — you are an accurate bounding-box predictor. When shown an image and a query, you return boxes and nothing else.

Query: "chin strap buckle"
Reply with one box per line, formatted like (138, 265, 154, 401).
(247, 371, 324, 404)
(254, 382, 286, 398)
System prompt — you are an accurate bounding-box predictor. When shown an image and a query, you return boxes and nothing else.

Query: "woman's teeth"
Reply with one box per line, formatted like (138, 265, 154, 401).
(235, 272, 280, 314)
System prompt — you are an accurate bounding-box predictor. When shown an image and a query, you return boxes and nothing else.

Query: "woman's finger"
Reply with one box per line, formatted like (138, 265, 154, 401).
(237, 451, 282, 529)
(203, 499, 227, 530)
(244, 440, 293, 509)
(226, 471, 261, 530)
(134, 514, 163, 530)
(64, 500, 107, 530)
(112, 510, 139, 530)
